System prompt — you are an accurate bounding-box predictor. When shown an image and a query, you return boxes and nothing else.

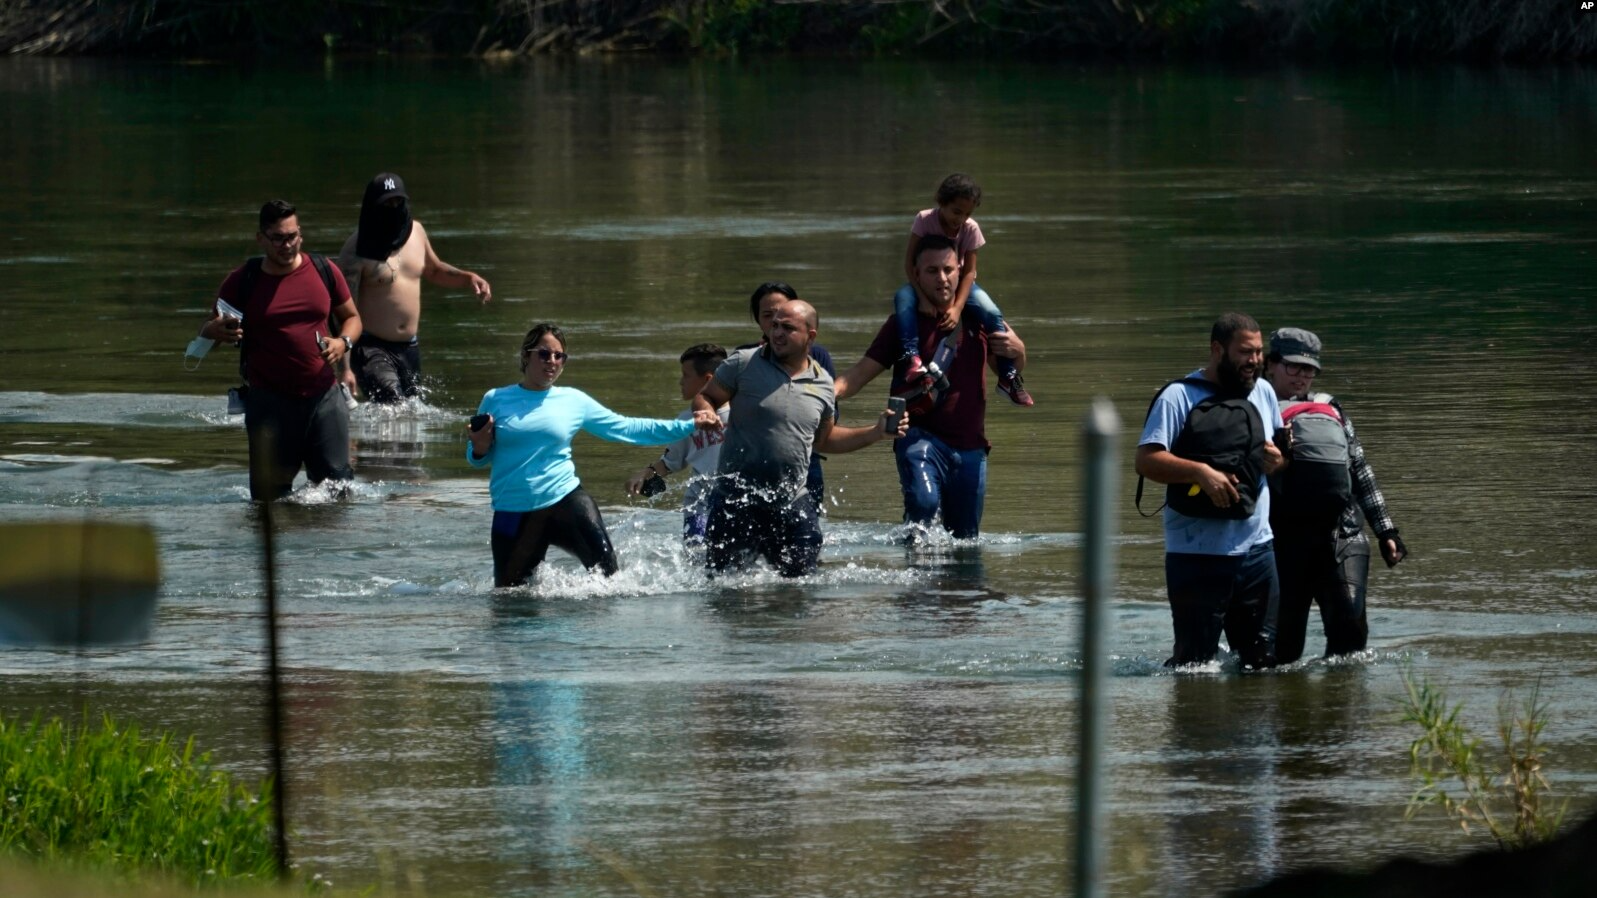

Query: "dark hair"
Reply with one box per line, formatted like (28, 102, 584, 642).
(913, 233, 959, 265)
(259, 200, 296, 232)
(935, 173, 982, 208)
(680, 342, 727, 376)
(519, 323, 566, 370)
(747, 281, 799, 322)
(1211, 312, 1261, 348)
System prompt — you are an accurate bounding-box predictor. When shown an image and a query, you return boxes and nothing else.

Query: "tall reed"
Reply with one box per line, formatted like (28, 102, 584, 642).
(1401, 667, 1569, 850)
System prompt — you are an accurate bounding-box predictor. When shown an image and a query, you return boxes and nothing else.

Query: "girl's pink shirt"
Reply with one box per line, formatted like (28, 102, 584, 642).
(911, 208, 986, 266)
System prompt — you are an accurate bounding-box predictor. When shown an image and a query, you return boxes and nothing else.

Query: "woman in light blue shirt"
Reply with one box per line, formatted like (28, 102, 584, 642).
(467, 323, 721, 587)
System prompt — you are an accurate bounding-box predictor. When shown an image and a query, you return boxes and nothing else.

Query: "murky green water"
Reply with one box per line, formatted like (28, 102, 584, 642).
(3, 58, 1596, 896)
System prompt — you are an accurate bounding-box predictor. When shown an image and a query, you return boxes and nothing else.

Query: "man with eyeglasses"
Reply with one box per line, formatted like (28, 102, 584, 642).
(198, 200, 363, 500)
(336, 172, 492, 404)
(1263, 327, 1408, 663)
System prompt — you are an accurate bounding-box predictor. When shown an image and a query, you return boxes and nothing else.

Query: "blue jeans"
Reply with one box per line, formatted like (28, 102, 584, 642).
(895, 428, 988, 539)
(893, 281, 1016, 381)
(1164, 541, 1280, 670)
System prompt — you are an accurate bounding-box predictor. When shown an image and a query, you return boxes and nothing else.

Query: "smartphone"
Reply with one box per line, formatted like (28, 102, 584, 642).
(469, 414, 491, 432)
(639, 471, 667, 498)
(1272, 425, 1293, 453)
(886, 396, 907, 433)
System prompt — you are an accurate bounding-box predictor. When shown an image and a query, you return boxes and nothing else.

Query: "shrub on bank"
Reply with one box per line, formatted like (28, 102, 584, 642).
(2, 0, 1593, 61)
(0, 715, 278, 886)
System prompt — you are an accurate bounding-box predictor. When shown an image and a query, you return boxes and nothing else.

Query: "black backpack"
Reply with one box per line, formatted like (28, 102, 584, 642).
(1136, 377, 1266, 521)
(1269, 393, 1352, 531)
(231, 252, 344, 380)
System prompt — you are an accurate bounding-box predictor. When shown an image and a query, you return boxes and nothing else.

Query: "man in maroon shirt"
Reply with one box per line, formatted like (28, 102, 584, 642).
(833, 234, 1027, 539)
(197, 200, 363, 500)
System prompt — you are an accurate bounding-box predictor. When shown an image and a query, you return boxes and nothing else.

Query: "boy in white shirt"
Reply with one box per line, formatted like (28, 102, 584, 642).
(624, 343, 731, 545)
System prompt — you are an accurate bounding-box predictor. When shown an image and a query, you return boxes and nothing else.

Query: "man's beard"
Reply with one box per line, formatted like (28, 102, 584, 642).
(1216, 355, 1256, 396)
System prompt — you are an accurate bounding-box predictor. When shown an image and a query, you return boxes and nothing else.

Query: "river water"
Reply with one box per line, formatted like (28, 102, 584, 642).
(2, 57, 1596, 896)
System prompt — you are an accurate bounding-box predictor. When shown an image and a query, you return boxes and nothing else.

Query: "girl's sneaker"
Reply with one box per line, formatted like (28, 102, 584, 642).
(902, 354, 936, 388)
(998, 372, 1034, 407)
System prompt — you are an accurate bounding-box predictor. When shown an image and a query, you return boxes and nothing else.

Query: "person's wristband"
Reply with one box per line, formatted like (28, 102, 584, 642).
(341, 335, 353, 352)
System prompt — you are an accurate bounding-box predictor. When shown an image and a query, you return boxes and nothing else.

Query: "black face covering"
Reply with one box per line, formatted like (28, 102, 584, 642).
(355, 173, 413, 261)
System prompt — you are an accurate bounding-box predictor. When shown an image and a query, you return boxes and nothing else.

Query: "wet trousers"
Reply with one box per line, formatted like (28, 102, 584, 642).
(353, 334, 422, 404)
(895, 428, 988, 539)
(491, 488, 617, 587)
(704, 482, 822, 578)
(1165, 540, 1279, 670)
(242, 383, 352, 501)
(1273, 532, 1371, 663)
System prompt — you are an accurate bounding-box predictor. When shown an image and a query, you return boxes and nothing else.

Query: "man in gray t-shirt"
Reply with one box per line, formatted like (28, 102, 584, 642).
(693, 300, 902, 576)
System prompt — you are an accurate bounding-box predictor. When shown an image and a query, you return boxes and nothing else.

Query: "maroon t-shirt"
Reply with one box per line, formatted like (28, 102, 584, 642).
(217, 256, 351, 398)
(864, 309, 990, 451)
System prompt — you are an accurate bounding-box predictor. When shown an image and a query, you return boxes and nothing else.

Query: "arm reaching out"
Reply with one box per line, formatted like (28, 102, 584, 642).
(419, 223, 492, 303)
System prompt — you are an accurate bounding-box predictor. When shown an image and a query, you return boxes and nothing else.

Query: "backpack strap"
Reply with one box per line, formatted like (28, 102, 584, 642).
(1134, 377, 1213, 517)
(896, 327, 963, 406)
(234, 257, 265, 381)
(305, 251, 346, 338)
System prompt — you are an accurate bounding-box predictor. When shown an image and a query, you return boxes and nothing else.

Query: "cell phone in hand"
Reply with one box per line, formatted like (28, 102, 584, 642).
(469, 414, 491, 432)
(1272, 426, 1292, 452)
(886, 396, 907, 433)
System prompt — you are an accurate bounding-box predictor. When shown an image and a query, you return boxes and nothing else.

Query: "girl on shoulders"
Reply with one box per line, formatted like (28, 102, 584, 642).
(896, 173, 1032, 407)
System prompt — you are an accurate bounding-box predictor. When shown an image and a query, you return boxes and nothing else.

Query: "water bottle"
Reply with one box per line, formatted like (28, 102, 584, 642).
(339, 383, 358, 411)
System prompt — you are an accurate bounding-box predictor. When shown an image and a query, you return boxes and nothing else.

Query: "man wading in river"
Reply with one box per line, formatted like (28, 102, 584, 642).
(337, 172, 492, 404)
(1135, 313, 1287, 670)
(693, 300, 905, 577)
(198, 200, 363, 500)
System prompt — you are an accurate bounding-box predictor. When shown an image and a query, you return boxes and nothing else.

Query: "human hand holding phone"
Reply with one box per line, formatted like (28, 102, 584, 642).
(468, 413, 495, 458)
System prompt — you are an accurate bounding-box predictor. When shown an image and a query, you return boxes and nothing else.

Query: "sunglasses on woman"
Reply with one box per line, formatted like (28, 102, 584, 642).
(525, 347, 568, 363)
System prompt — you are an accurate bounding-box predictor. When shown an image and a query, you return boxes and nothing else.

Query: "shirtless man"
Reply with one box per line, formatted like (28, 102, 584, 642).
(336, 172, 492, 403)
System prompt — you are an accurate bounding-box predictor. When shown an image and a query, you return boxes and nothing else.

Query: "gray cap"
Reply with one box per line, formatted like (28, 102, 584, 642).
(1270, 327, 1322, 369)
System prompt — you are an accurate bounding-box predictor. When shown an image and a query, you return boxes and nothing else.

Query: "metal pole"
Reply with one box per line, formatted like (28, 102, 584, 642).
(253, 431, 291, 881)
(1076, 397, 1120, 898)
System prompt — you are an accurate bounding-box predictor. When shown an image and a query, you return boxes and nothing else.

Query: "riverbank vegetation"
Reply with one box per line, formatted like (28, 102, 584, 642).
(0, 715, 279, 887)
(2, 0, 1592, 60)
(1401, 668, 1569, 850)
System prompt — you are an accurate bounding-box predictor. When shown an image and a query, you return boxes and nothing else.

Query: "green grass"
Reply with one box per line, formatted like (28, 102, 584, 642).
(0, 715, 279, 886)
